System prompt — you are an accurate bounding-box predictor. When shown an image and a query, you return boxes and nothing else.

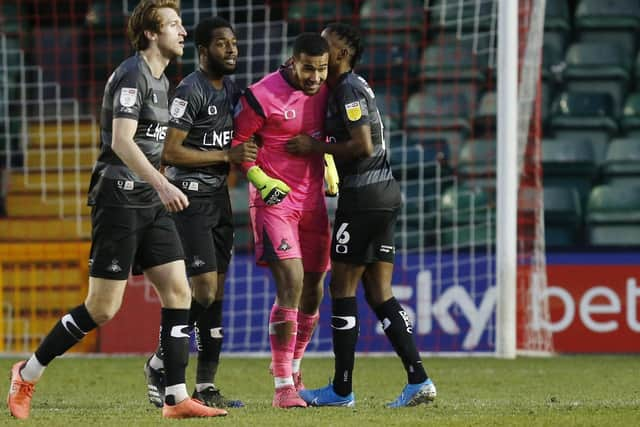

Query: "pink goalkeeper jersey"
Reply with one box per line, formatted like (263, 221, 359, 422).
(232, 68, 328, 210)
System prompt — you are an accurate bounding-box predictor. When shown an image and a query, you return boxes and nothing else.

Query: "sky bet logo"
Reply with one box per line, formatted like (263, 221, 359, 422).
(381, 270, 496, 350)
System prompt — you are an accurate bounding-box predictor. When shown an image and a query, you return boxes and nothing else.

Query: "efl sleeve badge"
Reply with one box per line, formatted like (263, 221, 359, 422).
(170, 98, 188, 118)
(345, 101, 362, 122)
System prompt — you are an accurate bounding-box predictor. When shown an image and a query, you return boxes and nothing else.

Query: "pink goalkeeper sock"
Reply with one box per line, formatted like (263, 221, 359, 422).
(269, 305, 298, 379)
(293, 311, 319, 360)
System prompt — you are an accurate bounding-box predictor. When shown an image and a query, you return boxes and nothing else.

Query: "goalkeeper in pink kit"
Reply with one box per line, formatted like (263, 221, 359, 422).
(231, 33, 338, 408)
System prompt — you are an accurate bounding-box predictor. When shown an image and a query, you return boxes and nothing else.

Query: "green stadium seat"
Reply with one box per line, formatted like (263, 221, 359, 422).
(550, 91, 618, 152)
(404, 87, 474, 166)
(360, 0, 424, 43)
(474, 91, 496, 134)
(562, 42, 631, 117)
(542, 137, 598, 206)
(0, 3, 23, 33)
(601, 138, 640, 186)
(575, 0, 640, 56)
(419, 44, 487, 84)
(390, 144, 436, 181)
(620, 92, 640, 135)
(358, 37, 419, 86)
(457, 139, 496, 195)
(586, 184, 640, 247)
(406, 130, 453, 167)
(287, 0, 353, 35)
(544, 186, 583, 247)
(405, 90, 473, 131)
(542, 36, 564, 83)
(544, 0, 571, 50)
(440, 184, 494, 247)
(633, 51, 640, 91)
(428, 0, 495, 33)
(374, 86, 403, 131)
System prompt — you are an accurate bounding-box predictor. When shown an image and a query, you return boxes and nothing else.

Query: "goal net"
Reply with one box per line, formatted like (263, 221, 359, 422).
(0, 0, 552, 356)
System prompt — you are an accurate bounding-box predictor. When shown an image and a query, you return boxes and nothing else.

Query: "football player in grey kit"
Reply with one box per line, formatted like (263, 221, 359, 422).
(286, 23, 436, 408)
(7, 0, 227, 419)
(143, 16, 257, 409)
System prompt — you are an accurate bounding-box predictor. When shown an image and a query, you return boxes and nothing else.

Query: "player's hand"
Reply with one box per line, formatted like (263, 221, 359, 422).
(155, 178, 189, 212)
(227, 140, 258, 164)
(285, 134, 320, 156)
(247, 165, 290, 205)
(324, 153, 339, 197)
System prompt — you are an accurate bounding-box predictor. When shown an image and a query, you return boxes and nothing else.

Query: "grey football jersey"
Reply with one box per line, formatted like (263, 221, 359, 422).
(326, 72, 401, 211)
(164, 70, 241, 193)
(89, 53, 170, 207)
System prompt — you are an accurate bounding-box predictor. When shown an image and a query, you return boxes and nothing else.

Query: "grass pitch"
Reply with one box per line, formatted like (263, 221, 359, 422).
(0, 355, 638, 426)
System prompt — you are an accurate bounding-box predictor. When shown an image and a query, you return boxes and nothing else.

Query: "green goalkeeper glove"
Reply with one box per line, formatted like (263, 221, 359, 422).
(324, 154, 339, 197)
(247, 165, 291, 205)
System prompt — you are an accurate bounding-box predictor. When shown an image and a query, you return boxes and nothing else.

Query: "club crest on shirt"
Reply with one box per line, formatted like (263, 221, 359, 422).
(170, 97, 188, 118)
(119, 88, 138, 107)
(277, 239, 291, 251)
(345, 101, 362, 121)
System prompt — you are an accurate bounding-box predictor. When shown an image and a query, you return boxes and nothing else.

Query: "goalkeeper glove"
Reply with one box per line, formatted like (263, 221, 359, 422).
(324, 153, 339, 197)
(247, 165, 291, 205)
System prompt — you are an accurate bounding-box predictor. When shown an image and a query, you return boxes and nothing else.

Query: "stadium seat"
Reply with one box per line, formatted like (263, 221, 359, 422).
(358, 36, 419, 87)
(574, 0, 640, 56)
(440, 184, 494, 247)
(286, 0, 353, 35)
(620, 92, 640, 136)
(586, 184, 640, 247)
(544, 185, 583, 247)
(374, 86, 403, 131)
(543, 0, 571, 51)
(562, 42, 631, 117)
(360, 0, 424, 43)
(601, 138, 640, 186)
(404, 87, 474, 166)
(428, 0, 495, 33)
(542, 137, 598, 206)
(390, 144, 437, 181)
(419, 44, 487, 84)
(457, 139, 496, 195)
(405, 90, 473, 131)
(549, 91, 618, 155)
(474, 91, 496, 134)
(0, 3, 23, 33)
(542, 36, 565, 83)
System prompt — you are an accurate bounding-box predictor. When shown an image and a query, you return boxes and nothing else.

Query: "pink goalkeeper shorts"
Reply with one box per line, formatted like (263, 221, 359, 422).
(250, 202, 330, 273)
